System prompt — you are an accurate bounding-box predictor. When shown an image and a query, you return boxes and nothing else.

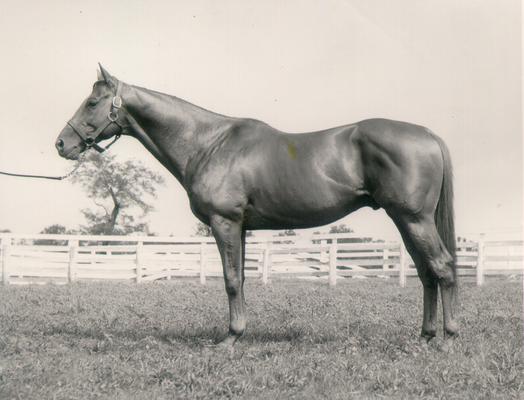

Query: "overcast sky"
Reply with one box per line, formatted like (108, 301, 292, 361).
(0, 0, 521, 240)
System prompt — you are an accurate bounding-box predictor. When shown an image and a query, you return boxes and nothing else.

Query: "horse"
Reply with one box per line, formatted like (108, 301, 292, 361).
(55, 65, 458, 347)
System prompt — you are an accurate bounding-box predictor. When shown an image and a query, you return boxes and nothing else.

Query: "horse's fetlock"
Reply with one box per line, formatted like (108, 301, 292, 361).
(444, 321, 459, 337)
(229, 324, 245, 337)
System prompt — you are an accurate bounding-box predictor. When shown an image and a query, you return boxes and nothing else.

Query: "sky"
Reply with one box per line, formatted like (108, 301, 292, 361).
(0, 0, 521, 240)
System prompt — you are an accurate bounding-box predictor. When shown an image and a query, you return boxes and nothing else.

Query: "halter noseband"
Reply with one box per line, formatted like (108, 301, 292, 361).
(67, 80, 124, 153)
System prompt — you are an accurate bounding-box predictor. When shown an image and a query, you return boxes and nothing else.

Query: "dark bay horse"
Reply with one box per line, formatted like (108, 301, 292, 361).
(55, 65, 458, 346)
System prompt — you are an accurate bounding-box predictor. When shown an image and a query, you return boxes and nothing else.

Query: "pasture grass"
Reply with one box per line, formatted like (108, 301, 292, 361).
(0, 277, 522, 399)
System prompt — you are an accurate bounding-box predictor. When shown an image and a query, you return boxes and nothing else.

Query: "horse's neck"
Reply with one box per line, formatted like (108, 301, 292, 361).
(122, 84, 230, 184)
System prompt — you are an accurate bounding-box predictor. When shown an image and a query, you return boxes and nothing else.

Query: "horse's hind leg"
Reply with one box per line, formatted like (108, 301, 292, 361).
(394, 217, 439, 340)
(391, 213, 458, 340)
(416, 265, 439, 341)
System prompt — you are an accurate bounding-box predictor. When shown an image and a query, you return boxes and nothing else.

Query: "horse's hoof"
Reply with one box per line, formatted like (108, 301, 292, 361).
(440, 335, 457, 353)
(418, 335, 431, 347)
(216, 335, 238, 350)
(440, 340, 452, 353)
(419, 329, 436, 343)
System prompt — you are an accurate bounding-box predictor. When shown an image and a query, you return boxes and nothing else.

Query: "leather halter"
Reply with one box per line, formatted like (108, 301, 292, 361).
(67, 80, 124, 153)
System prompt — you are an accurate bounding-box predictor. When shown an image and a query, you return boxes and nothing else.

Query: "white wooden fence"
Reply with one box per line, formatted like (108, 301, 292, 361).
(0, 233, 521, 286)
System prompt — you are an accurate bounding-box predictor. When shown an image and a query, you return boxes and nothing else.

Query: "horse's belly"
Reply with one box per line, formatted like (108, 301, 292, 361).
(244, 183, 371, 230)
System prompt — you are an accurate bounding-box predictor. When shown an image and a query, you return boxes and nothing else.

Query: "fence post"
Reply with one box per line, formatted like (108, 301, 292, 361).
(68, 239, 78, 283)
(1, 237, 11, 285)
(476, 235, 485, 286)
(257, 251, 263, 274)
(399, 242, 407, 288)
(382, 246, 389, 271)
(135, 241, 143, 283)
(262, 240, 271, 285)
(328, 241, 338, 287)
(166, 263, 172, 281)
(320, 239, 328, 264)
(199, 241, 206, 285)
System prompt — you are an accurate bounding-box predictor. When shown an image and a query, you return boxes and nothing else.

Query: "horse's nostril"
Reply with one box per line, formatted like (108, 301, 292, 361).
(56, 139, 64, 149)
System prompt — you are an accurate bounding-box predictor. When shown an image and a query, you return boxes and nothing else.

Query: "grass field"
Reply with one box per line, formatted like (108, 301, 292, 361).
(0, 277, 522, 399)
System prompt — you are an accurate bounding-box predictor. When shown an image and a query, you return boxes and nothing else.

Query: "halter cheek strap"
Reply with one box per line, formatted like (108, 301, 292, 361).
(67, 80, 124, 153)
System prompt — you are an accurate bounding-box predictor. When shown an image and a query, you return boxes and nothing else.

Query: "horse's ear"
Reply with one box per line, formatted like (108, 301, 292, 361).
(98, 63, 116, 87)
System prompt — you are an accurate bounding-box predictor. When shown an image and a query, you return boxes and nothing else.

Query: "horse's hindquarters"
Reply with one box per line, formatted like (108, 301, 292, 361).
(356, 119, 444, 215)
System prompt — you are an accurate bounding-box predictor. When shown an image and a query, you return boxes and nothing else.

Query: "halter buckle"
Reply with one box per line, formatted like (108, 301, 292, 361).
(112, 96, 122, 108)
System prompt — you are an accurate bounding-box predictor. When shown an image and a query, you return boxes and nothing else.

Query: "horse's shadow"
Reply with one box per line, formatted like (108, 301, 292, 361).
(161, 327, 338, 345)
(44, 324, 339, 346)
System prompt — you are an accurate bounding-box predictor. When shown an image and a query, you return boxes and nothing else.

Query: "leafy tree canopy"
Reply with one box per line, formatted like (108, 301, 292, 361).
(328, 224, 372, 243)
(329, 224, 354, 234)
(35, 224, 77, 245)
(278, 229, 297, 236)
(194, 222, 213, 237)
(71, 152, 165, 235)
(193, 222, 253, 238)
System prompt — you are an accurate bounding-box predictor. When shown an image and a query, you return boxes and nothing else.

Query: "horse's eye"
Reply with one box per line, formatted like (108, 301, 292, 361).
(87, 98, 98, 108)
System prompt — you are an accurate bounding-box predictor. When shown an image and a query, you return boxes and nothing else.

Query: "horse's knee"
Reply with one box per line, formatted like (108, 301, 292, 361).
(224, 276, 242, 297)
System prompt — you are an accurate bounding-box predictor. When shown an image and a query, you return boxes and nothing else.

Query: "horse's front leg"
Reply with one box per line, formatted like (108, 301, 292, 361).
(210, 214, 246, 347)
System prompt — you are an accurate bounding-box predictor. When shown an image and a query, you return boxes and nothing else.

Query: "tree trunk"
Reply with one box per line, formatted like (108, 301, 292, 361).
(106, 187, 120, 234)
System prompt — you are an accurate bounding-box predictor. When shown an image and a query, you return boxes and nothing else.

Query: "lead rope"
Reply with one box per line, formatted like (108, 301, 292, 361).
(0, 152, 87, 181)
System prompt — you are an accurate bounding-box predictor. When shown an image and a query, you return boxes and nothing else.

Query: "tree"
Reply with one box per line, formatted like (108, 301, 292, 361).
(329, 224, 353, 234)
(328, 223, 371, 244)
(194, 222, 213, 237)
(71, 152, 165, 235)
(194, 222, 252, 237)
(40, 224, 68, 235)
(34, 224, 77, 245)
(278, 229, 297, 236)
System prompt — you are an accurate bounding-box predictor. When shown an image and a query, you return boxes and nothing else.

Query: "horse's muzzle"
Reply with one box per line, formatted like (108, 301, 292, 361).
(55, 138, 64, 152)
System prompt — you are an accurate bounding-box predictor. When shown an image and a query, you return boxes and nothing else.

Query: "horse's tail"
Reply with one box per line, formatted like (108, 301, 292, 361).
(432, 134, 457, 283)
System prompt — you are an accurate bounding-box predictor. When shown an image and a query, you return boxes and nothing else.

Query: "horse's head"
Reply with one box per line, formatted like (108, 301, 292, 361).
(55, 64, 125, 160)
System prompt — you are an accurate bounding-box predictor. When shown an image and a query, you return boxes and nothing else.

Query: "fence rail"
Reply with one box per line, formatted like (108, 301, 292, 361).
(0, 233, 521, 286)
